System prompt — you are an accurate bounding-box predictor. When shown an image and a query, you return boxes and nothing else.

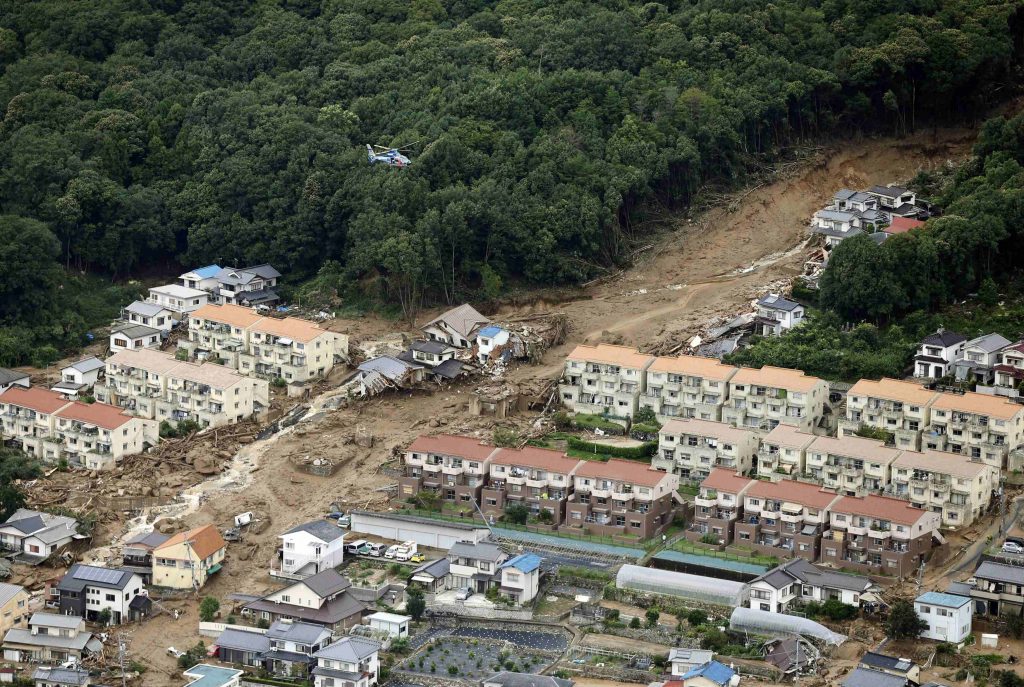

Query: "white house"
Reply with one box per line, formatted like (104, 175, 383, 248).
(109, 324, 161, 353)
(747, 558, 875, 613)
(56, 564, 147, 625)
(146, 284, 209, 316)
(311, 636, 381, 687)
(496, 553, 542, 604)
(365, 612, 410, 639)
(865, 185, 920, 215)
(669, 649, 715, 676)
(60, 358, 104, 387)
(914, 329, 967, 379)
(0, 509, 81, 560)
(446, 541, 508, 593)
(0, 369, 29, 394)
(122, 301, 177, 332)
(264, 620, 333, 677)
(476, 325, 510, 364)
(275, 521, 345, 579)
(754, 294, 804, 337)
(812, 208, 862, 246)
(179, 265, 223, 292)
(422, 303, 490, 349)
(408, 340, 456, 368)
(915, 591, 972, 643)
(954, 333, 1012, 384)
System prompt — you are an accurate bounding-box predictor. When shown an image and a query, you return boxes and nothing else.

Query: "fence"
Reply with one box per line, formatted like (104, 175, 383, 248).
(427, 604, 533, 621)
(199, 621, 266, 638)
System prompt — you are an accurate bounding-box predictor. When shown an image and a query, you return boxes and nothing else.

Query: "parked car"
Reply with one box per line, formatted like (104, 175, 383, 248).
(455, 587, 473, 601)
(384, 545, 401, 559)
(367, 542, 387, 557)
(167, 647, 185, 658)
(1002, 541, 1024, 555)
(326, 511, 351, 527)
(409, 552, 425, 563)
(346, 539, 368, 555)
(357, 543, 372, 555)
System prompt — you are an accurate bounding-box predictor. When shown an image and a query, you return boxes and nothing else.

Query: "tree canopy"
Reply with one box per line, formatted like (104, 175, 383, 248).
(0, 0, 1021, 347)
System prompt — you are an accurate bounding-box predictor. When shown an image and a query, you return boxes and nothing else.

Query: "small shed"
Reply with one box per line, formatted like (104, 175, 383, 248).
(366, 611, 411, 638)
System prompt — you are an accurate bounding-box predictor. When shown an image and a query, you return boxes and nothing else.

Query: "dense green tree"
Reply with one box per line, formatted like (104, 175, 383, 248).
(884, 600, 928, 639)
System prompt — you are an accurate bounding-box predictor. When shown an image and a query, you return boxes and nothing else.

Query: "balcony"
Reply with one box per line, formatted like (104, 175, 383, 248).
(694, 492, 717, 508)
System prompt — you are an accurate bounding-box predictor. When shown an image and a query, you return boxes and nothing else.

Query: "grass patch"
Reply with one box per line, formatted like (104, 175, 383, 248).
(572, 414, 627, 434)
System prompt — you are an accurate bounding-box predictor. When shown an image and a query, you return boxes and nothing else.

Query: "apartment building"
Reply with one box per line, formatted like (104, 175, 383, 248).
(804, 434, 902, 496)
(640, 355, 738, 422)
(922, 390, 1024, 469)
(98, 349, 269, 430)
(563, 459, 679, 539)
(839, 378, 939, 450)
(755, 424, 816, 477)
(733, 479, 841, 561)
(558, 344, 654, 420)
(180, 304, 264, 368)
(0, 387, 156, 470)
(688, 468, 755, 545)
(721, 366, 827, 432)
(480, 446, 582, 523)
(890, 449, 996, 527)
(655, 418, 760, 481)
(397, 435, 499, 506)
(819, 494, 940, 577)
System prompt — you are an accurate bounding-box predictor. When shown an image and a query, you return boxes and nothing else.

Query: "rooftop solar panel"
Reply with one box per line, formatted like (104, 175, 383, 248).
(72, 566, 124, 585)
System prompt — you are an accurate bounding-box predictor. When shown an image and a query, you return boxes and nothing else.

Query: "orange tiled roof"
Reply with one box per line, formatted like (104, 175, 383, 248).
(406, 434, 498, 461)
(699, 467, 755, 493)
(490, 446, 581, 474)
(745, 479, 840, 510)
(565, 344, 654, 369)
(155, 524, 226, 560)
(190, 303, 264, 329)
(0, 387, 71, 415)
(648, 355, 738, 381)
(731, 366, 824, 393)
(575, 459, 668, 487)
(833, 494, 932, 525)
(55, 401, 134, 430)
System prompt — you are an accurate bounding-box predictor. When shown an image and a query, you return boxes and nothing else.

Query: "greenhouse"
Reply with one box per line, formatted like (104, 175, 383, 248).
(615, 564, 747, 607)
(729, 607, 847, 645)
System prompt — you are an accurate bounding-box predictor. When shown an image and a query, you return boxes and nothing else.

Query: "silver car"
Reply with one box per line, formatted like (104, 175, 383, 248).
(455, 587, 473, 601)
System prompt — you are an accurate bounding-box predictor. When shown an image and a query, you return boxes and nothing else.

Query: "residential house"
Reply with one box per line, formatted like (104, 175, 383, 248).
(263, 620, 333, 677)
(349, 355, 425, 396)
(481, 446, 582, 524)
(215, 627, 270, 667)
(804, 434, 902, 496)
(147, 284, 209, 316)
(558, 344, 655, 420)
(183, 665, 242, 687)
(59, 358, 104, 388)
(820, 495, 941, 577)
(563, 459, 679, 539)
(839, 378, 939, 450)
(0, 509, 81, 560)
(754, 294, 804, 337)
(109, 324, 161, 353)
(720, 366, 828, 433)
(476, 325, 510, 365)
(678, 660, 739, 687)
(841, 667, 908, 687)
(857, 653, 920, 684)
(733, 480, 841, 560)
(883, 216, 925, 236)
(915, 591, 972, 643)
(121, 530, 168, 584)
(668, 649, 715, 677)
(422, 304, 490, 349)
(812, 208, 864, 247)
(178, 265, 223, 292)
(275, 520, 346, 579)
(483, 674, 573, 687)
(864, 185, 922, 215)
(994, 340, 1024, 390)
(311, 636, 381, 687)
(0, 583, 29, 637)
(655, 418, 760, 481)
(1, 613, 102, 663)
(922, 389, 1024, 470)
(407, 340, 455, 368)
(408, 558, 450, 594)
(210, 265, 281, 306)
(497, 553, 543, 604)
(151, 524, 226, 590)
(97, 348, 269, 430)
(755, 424, 816, 478)
(0, 369, 29, 394)
(122, 301, 176, 332)
(747, 558, 874, 613)
(0, 387, 69, 461)
(56, 564, 146, 624)
(32, 667, 91, 687)
(641, 355, 738, 423)
(365, 612, 410, 639)
(971, 561, 1024, 616)
(762, 638, 812, 676)
(447, 541, 509, 593)
(241, 569, 365, 633)
(914, 330, 967, 379)
(889, 450, 996, 527)
(398, 434, 499, 507)
(954, 333, 1011, 384)
(688, 468, 755, 545)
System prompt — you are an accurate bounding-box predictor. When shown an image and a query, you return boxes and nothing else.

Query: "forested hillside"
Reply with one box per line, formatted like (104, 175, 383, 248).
(1, 0, 1022, 361)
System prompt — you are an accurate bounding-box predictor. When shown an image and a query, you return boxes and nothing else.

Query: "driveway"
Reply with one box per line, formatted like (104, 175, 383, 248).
(433, 589, 495, 609)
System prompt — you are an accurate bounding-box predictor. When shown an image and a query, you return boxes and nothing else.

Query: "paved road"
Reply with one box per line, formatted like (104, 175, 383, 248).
(952, 495, 1024, 574)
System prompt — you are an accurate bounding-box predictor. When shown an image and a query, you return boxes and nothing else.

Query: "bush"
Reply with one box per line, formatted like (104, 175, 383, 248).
(805, 598, 857, 621)
(885, 599, 927, 639)
(272, 377, 287, 388)
(633, 407, 659, 426)
(448, 665, 459, 676)
(177, 641, 207, 669)
(571, 414, 626, 434)
(629, 617, 641, 628)
(199, 596, 220, 622)
(505, 503, 530, 525)
(552, 412, 572, 430)
(646, 608, 661, 627)
(493, 427, 520, 447)
(535, 509, 554, 524)
(686, 609, 708, 627)
(566, 437, 656, 460)
(701, 628, 729, 651)
(700, 533, 718, 545)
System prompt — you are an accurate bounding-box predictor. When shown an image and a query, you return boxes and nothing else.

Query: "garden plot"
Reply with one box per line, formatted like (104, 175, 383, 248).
(450, 626, 570, 652)
(400, 637, 557, 680)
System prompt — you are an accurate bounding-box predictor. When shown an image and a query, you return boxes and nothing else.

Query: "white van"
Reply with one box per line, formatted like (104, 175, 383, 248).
(346, 539, 368, 555)
(367, 542, 387, 557)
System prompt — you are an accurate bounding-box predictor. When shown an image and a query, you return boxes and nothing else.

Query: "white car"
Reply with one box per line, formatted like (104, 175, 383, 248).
(384, 545, 401, 559)
(167, 647, 185, 658)
(1002, 541, 1024, 555)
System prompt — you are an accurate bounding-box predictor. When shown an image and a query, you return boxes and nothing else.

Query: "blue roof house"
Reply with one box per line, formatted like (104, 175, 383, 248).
(679, 660, 739, 687)
(497, 552, 544, 605)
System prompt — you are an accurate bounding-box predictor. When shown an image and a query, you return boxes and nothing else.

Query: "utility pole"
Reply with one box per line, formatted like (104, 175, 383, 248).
(117, 632, 128, 687)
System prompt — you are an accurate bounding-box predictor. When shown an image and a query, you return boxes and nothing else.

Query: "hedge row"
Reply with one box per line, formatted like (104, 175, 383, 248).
(566, 437, 657, 460)
(572, 414, 627, 435)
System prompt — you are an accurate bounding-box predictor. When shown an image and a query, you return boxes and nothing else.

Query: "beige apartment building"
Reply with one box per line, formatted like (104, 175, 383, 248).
(558, 344, 654, 419)
(655, 418, 760, 481)
(804, 434, 902, 496)
(181, 304, 349, 384)
(756, 424, 816, 477)
(839, 378, 939, 450)
(922, 390, 1024, 470)
(720, 366, 828, 432)
(890, 449, 996, 527)
(640, 356, 738, 422)
(97, 349, 269, 430)
(0, 387, 155, 471)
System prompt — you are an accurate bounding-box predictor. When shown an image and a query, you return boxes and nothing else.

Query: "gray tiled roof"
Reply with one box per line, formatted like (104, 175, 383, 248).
(283, 520, 345, 543)
(0, 368, 29, 386)
(124, 301, 167, 317)
(922, 330, 966, 347)
(58, 564, 136, 593)
(966, 333, 1011, 353)
(425, 303, 489, 339)
(484, 672, 574, 687)
(113, 324, 161, 339)
(30, 612, 82, 629)
(267, 620, 329, 644)
(757, 294, 800, 312)
(448, 540, 505, 563)
(31, 667, 90, 686)
(124, 530, 170, 549)
(975, 560, 1024, 585)
(313, 636, 380, 661)
(842, 667, 907, 687)
(215, 628, 270, 654)
(411, 340, 450, 355)
(410, 558, 449, 580)
(752, 558, 871, 593)
(0, 583, 24, 607)
(301, 569, 351, 598)
(860, 652, 914, 673)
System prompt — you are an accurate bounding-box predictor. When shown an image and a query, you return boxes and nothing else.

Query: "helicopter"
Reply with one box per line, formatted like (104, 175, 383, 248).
(366, 144, 413, 168)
